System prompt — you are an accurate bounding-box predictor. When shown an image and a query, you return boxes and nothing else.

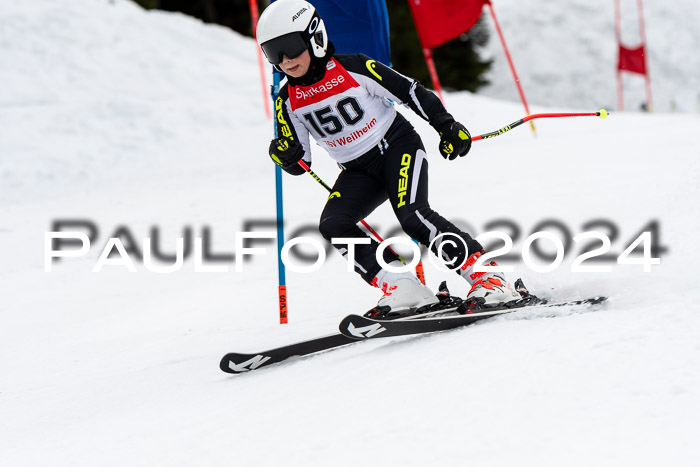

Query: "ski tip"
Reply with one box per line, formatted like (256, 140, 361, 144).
(219, 352, 273, 374)
(339, 314, 386, 340)
(220, 355, 236, 374)
(598, 108, 608, 119)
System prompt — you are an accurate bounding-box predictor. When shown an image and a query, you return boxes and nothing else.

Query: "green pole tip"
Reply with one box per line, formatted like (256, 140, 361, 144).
(598, 109, 608, 119)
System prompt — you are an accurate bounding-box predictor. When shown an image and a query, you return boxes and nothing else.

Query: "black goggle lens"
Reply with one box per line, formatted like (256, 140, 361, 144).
(261, 32, 308, 65)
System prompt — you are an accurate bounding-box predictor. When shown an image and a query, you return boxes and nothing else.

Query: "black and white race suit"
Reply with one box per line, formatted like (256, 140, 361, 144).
(274, 54, 483, 284)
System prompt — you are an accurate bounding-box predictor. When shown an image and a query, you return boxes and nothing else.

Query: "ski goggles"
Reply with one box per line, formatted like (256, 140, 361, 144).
(260, 32, 308, 65)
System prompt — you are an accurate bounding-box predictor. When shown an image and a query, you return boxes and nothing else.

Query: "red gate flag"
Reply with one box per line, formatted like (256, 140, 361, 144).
(407, 0, 486, 49)
(614, 0, 652, 110)
(617, 44, 647, 75)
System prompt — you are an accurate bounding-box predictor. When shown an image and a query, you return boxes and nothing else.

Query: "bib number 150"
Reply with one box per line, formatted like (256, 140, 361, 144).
(302, 97, 364, 138)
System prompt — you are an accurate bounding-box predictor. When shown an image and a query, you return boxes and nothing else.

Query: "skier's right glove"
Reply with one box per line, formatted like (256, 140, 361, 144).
(438, 121, 472, 160)
(269, 136, 304, 169)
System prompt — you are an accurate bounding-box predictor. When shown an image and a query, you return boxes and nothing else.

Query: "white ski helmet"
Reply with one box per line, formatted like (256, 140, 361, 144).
(257, 0, 329, 66)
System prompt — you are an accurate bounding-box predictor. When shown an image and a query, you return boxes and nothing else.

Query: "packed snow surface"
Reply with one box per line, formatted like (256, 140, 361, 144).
(1, 1, 699, 466)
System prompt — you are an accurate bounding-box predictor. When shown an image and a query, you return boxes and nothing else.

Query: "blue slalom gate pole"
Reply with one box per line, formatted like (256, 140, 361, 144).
(271, 68, 288, 324)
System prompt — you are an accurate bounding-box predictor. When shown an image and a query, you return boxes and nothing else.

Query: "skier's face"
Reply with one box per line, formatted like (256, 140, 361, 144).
(280, 50, 311, 78)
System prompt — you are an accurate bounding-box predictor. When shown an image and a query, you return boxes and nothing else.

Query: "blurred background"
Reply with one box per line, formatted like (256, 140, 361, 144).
(126, 0, 700, 113)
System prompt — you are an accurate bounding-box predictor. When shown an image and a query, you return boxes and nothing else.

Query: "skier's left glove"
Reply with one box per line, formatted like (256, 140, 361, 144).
(438, 121, 472, 160)
(269, 136, 304, 169)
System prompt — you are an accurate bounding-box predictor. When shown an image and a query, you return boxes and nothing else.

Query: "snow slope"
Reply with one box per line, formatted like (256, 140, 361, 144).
(1, 1, 699, 466)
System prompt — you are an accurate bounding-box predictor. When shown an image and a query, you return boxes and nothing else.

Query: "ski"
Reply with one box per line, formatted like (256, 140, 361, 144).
(339, 296, 607, 340)
(219, 333, 357, 374)
(220, 276, 605, 375)
(219, 296, 605, 374)
(219, 282, 464, 374)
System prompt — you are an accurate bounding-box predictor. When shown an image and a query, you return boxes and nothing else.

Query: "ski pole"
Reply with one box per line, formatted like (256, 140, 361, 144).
(297, 160, 384, 242)
(472, 109, 608, 141)
(297, 160, 427, 282)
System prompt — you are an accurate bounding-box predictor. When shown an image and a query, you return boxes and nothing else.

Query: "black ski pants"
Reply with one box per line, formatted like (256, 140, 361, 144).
(318, 114, 483, 285)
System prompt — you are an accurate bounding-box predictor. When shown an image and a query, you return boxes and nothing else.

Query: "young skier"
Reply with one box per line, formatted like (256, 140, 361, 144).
(257, 0, 521, 315)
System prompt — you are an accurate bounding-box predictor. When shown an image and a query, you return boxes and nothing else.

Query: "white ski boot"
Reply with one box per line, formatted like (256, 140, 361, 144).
(368, 262, 439, 318)
(460, 250, 521, 311)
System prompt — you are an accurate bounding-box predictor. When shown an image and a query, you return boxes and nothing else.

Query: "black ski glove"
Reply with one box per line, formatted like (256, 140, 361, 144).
(269, 136, 304, 169)
(438, 121, 472, 160)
